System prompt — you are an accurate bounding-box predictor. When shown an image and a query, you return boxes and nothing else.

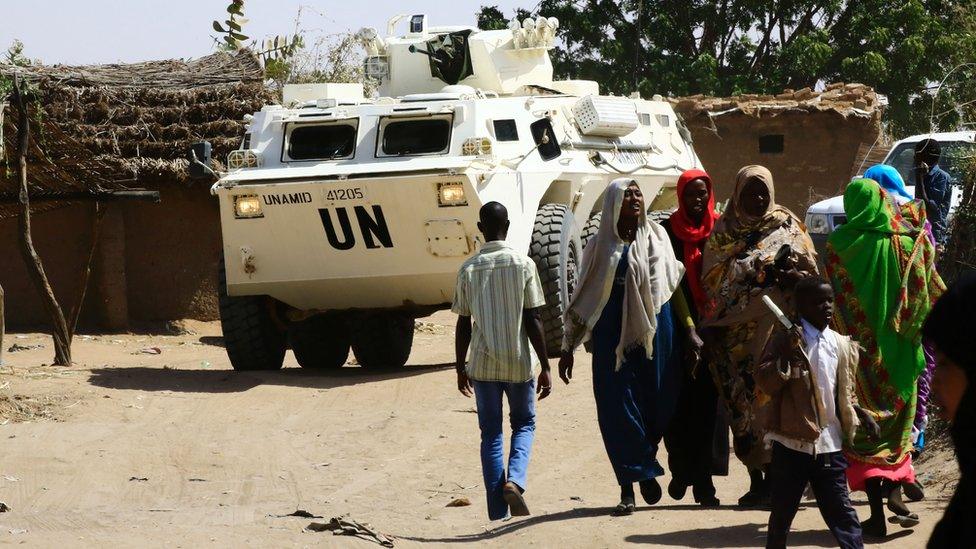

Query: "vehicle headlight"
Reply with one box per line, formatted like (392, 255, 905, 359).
(437, 183, 467, 207)
(461, 137, 493, 157)
(806, 213, 829, 234)
(234, 195, 264, 219)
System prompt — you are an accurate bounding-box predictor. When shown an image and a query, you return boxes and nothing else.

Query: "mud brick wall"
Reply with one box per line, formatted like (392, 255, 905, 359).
(684, 110, 881, 217)
(0, 185, 220, 330)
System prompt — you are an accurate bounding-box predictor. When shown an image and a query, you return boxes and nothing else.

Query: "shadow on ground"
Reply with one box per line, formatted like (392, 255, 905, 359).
(87, 363, 453, 394)
(400, 506, 920, 546)
(398, 506, 616, 543)
(625, 522, 915, 547)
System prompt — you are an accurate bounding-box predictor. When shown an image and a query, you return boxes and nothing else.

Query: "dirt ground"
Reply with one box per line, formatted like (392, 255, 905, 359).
(0, 311, 957, 548)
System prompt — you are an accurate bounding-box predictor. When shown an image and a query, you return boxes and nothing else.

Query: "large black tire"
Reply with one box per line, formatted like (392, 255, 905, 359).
(581, 209, 672, 253)
(529, 204, 581, 358)
(647, 208, 675, 224)
(218, 258, 286, 371)
(350, 314, 414, 369)
(581, 211, 602, 253)
(289, 315, 350, 369)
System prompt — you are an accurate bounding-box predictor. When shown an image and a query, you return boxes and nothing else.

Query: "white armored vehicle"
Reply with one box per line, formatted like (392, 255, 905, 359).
(207, 14, 703, 370)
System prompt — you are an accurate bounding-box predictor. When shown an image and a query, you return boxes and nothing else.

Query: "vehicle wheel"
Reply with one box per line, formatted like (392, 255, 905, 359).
(529, 203, 581, 358)
(581, 211, 602, 252)
(350, 314, 414, 369)
(289, 315, 350, 369)
(647, 208, 676, 224)
(218, 257, 286, 371)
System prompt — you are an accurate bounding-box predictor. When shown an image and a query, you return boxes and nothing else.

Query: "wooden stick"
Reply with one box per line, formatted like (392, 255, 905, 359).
(68, 202, 106, 337)
(12, 76, 72, 366)
(0, 190, 160, 204)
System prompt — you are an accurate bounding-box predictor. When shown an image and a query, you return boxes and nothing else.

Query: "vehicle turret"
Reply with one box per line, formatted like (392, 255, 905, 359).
(357, 14, 592, 98)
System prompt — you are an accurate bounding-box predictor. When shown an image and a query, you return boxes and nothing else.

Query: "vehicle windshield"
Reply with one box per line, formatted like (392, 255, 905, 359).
(381, 118, 451, 156)
(884, 140, 974, 183)
(287, 123, 357, 161)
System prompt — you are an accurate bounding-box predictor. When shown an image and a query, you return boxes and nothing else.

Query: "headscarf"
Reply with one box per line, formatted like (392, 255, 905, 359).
(715, 165, 792, 237)
(826, 179, 945, 465)
(562, 178, 685, 369)
(864, 164, 913, 202)
(669, 169, 719, 311)
(701, 165, 818, 327)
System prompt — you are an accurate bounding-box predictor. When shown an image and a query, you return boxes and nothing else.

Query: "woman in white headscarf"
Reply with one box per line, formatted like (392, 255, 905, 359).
(559, 178, 686, 515)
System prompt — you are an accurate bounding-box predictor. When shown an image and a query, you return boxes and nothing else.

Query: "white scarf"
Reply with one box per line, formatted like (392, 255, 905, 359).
(562, 178, 685, 369)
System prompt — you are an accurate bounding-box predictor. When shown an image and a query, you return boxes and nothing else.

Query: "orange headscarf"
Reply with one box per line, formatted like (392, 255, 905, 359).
(668, 169, 718, 311)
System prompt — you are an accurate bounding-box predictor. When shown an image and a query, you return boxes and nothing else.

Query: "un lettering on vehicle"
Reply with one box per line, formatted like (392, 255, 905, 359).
(262, 192, 313, 205)
(319, 205, 393, 250)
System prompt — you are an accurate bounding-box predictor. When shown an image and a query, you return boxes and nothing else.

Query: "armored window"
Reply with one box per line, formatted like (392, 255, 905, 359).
(285, 121, 358, 161)
(379, 115, 453, 156)
(492, 119, 519, 142)
(655, 114, 670, 127)
(759, 134, 784, 154)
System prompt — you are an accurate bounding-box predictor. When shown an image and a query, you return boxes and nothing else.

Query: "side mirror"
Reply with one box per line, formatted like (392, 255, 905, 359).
(188, 141, 214, 179)
(530, 118, 561, 161)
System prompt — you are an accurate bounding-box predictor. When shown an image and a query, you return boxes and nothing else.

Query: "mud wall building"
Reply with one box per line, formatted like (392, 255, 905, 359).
(671, 83, 883, 216)
(1, 52, 273, 329)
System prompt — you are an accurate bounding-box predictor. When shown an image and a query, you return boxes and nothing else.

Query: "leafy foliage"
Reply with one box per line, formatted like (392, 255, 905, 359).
(943, 151, 976, 284)
(212, 0, 250, 50)
(1, 40, 38, 98)
(479, 1, 976, 135)
(208, 5, 365, 97)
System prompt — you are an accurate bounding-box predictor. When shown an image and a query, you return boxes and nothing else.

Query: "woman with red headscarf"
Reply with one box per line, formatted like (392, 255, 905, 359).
(661, 169, 730, 506)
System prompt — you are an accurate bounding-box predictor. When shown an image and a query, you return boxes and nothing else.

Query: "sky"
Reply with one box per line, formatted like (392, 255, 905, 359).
(2, 1, 529, 65)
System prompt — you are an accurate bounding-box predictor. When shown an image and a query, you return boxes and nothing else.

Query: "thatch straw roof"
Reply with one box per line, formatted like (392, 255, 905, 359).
(1, 50, 273, 209)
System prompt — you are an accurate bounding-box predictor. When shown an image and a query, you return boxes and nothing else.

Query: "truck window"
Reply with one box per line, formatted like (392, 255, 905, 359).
(286, 122, 358, 161)
(885, 140, 973, 183)
(380, 116, 452, 156)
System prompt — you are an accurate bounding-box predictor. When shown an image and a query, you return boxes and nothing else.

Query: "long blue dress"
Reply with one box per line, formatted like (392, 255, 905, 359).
(591, 246, 680, 485)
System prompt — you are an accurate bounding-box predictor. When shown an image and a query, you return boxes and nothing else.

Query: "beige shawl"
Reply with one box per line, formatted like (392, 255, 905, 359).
(562, 178, 685, 369)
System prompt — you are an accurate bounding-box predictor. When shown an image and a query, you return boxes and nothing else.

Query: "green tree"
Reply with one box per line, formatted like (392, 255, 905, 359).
(479, 1, 976, 135)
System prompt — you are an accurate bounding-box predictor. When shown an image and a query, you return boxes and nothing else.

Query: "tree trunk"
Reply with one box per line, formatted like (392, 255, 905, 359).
(0, 283, 5, 367)
(12, 76, 72, 366)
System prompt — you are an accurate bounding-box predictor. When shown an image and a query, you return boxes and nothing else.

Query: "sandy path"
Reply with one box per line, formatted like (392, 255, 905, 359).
(0, 312, 954, 548)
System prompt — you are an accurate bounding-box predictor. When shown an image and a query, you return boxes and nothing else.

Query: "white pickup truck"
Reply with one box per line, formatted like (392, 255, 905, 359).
(805, 131, 972, 260)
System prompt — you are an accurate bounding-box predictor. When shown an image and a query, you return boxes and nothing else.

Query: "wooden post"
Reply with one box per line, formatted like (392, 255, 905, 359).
(12, 76, 72, 365)
(0, 283, 5, 366)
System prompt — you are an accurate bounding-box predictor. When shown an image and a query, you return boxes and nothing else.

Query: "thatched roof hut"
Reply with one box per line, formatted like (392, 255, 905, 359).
(1, 50, 273, 210)
(0, 50, 274, 329)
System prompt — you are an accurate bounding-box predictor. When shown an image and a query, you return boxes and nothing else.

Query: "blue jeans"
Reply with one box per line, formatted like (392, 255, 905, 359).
(472, 378, 537, 520)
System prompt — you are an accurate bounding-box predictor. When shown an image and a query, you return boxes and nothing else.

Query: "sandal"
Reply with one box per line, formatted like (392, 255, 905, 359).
(613, 497, 636, 516)
(887, 513, 920, 528)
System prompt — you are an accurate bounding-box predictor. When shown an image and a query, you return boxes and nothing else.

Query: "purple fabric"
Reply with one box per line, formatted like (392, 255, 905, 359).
(915, 339, 937, 433)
